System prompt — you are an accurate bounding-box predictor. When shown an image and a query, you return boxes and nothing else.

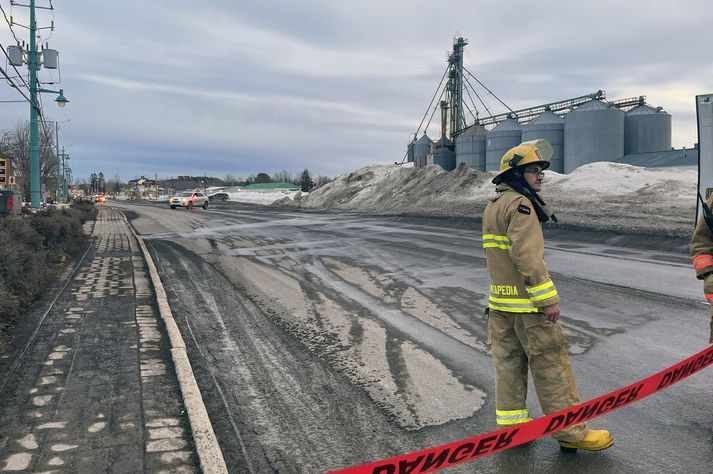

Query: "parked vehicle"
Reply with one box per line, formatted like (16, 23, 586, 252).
(208, 192, 229, 202)
(169, 191, 209, 209)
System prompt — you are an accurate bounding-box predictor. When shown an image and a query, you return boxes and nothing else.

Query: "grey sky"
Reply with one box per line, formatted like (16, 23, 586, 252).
(1, 1, 710, 182)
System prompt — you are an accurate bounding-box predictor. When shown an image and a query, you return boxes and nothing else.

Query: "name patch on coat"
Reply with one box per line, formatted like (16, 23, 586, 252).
(517, 204, 531, 215)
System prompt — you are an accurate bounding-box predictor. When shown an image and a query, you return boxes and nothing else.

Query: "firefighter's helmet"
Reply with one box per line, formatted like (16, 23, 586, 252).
(492, 139, 553, 184)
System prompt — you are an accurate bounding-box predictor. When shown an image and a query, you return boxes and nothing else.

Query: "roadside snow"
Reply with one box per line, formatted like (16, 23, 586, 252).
(291, 162, 698, 237)
(228, 190, 303, 205)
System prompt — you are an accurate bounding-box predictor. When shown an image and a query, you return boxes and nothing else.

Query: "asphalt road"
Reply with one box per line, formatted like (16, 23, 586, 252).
(115, 199, 712, 474)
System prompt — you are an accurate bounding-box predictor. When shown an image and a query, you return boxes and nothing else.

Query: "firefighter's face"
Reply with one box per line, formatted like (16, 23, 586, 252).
(523, 165, 544, 191)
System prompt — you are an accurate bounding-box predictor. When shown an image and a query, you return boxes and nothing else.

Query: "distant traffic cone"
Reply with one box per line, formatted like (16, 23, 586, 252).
(558, 429, 614, 452)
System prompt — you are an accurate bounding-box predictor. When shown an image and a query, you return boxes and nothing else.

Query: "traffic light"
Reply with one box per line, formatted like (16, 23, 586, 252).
(0, 157, 8, 185)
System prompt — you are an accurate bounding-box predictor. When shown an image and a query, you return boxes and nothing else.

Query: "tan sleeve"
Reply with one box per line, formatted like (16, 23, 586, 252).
(505, 197, 559, 307)
(690, 194, 713, 279)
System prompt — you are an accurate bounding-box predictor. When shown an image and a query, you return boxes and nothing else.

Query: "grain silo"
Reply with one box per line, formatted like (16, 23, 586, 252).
(485, 118, 522, 171)
(414, 134, 433, 169)
(455, 124, 487, 170)
(431, 137, 456, 171)
(407, 138, 416, 163)
(564, 100, 624, 173)
(522, 110, 564, 173)
(624, 103, 672, 154)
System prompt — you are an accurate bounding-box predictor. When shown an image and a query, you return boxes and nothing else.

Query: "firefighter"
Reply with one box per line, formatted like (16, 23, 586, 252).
(482, 139, 614, 451)
(688, 192, 713, 432)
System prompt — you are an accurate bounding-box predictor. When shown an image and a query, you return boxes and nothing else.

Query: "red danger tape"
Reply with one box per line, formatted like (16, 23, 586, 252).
(328, 345, 713, 474)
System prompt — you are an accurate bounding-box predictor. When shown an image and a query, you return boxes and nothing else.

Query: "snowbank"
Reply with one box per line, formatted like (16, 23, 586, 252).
(228, 189, 303, 206)
(293, 162, 698, 238)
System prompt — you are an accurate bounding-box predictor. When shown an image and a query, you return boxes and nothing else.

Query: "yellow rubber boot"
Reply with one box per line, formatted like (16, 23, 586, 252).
(559, 429, 614, 452)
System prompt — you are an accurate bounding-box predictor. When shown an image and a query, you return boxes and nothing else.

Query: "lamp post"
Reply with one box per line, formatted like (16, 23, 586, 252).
(29, 85, 68, 208)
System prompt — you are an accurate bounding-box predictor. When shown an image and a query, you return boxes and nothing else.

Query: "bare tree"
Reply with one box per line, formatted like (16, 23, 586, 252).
(272, 169, 293, 183)
(315, 175, 332, 187)
(0, 121, 57, 201)
(224, 174, 236, 186)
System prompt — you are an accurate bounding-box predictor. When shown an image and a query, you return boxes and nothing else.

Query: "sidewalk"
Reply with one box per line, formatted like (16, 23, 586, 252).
(0, 207, 199, 473)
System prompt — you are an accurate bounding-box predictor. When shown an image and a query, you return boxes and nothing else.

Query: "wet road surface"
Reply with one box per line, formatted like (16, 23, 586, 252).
(117, 200, 712, 473)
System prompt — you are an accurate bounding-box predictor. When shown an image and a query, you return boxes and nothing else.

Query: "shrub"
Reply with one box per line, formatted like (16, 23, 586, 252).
(0, 203, 95, 328)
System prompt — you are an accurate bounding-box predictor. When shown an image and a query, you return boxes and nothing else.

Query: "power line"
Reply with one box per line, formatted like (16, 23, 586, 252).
(0, 2, 21, 45)
(0, 40, 30, 91)
(0, 63, 30, 102)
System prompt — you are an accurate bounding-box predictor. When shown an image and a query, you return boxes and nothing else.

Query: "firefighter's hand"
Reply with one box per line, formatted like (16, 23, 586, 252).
(704, 273, 713, 298)
(543, 303, 560, 322)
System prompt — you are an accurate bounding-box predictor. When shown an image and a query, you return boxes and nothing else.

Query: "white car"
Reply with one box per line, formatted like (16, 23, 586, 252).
(169, 191, 209, 209)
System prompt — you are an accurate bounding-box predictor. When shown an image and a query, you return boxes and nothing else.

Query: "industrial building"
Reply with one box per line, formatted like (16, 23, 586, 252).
(407, 37, 689, 173)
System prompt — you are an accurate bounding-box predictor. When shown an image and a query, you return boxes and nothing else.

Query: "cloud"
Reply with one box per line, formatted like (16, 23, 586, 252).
(1, 0, 710, 181)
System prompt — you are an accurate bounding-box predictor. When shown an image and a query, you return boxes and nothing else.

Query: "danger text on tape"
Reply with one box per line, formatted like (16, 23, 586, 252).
(328, 345, 713, 474)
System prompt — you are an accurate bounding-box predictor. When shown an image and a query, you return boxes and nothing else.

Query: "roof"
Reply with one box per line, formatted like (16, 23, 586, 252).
(527, 110, 564, 125)
(613, 148, 698, 168)
(490, 117, 522, 132)
(243, 182, 300, 190)
(627, 104, 670, 116)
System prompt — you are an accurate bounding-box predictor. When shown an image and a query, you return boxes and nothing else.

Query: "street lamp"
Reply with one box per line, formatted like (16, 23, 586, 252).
(54, 90, 69, 108)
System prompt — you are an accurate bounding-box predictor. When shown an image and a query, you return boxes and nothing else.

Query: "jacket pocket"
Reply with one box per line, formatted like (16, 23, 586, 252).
(525, 319, 565, 356)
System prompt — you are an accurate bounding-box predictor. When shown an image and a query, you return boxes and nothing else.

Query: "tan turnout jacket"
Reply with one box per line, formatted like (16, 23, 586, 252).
(483, 187, 559, 313)
(690, 194, 713, 281)
(689, 194, 713, 342)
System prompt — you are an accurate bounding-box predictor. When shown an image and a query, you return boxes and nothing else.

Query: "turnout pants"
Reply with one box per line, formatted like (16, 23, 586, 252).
(487, 309, 587, 442)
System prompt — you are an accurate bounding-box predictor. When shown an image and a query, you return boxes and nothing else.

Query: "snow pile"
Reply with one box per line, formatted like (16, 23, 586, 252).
(293, 162, 698, 237)
(228, 189, 302, 206)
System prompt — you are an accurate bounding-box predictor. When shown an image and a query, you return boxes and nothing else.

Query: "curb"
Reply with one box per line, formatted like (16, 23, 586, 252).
(120, 210, 229, 474)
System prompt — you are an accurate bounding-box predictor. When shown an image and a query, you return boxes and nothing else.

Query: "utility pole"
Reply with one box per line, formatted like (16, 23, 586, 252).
(59, 147, 70, 202)
(28, 0, 40, 207)
(55, 121, 60, 202)
(9, 0, 68, 208)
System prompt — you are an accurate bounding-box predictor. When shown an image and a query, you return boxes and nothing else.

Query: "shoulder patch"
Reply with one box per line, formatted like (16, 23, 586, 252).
(517, 204, 531, 215)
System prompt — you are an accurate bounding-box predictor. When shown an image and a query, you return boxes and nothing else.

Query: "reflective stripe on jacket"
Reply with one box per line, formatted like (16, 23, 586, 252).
(482, 188, 559, 312)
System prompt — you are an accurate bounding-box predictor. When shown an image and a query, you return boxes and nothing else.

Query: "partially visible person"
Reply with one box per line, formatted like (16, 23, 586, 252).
(688, 192, 713, 432)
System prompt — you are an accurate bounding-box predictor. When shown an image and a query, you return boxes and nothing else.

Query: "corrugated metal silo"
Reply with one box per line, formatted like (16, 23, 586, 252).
(455, 124, 487, 170)
(414, 134, 432, 169)
(485, 118, 522, 171)
(624, 104, 672, 154)
(564, 100, 624, 173)
(522, 110, 564, 173)
(432, 137, 456, 171)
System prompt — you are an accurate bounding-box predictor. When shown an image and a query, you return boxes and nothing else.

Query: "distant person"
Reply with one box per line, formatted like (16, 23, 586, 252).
(688, 192, 713, 432)
(482, 139, 613, 451)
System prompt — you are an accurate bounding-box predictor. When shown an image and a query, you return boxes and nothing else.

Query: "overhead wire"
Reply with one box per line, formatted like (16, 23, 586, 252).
(462, 72, 493, 118)
(413, 63, 449, 138)
(463, 66, 513, 113)
(0, 2, 21, 45)
(0, 62, 30, 102)
(424, 84, 447, 134)
(461, 94, 476, 123)
(462, 84, 479, 122)
(0, 40, 30, 92)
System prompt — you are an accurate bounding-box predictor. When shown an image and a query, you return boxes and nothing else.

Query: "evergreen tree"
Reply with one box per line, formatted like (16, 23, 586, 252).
(299, 169, 314, 192)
